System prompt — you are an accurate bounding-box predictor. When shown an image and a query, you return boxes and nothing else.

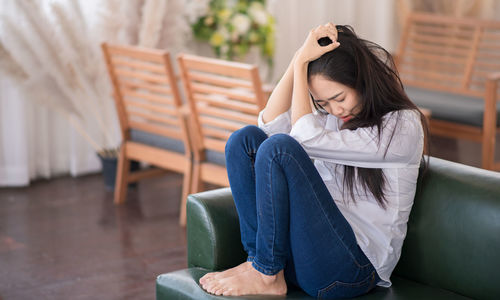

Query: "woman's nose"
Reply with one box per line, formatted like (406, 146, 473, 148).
(332, 104, 343, 115)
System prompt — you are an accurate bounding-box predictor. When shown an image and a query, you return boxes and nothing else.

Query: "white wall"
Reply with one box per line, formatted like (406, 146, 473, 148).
(269, 0, 397, 82)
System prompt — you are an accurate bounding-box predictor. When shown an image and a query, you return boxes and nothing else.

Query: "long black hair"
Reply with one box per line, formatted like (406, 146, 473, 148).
(307, 25, 429, 208)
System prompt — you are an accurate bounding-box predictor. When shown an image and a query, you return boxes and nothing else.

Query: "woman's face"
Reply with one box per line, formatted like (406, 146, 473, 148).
(308, 75, 361, 122)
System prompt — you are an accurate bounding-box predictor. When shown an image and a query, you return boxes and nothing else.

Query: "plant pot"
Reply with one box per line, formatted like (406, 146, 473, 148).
(98, 154, 140, 191)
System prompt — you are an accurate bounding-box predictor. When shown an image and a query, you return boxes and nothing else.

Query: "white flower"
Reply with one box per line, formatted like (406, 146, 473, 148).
(249, 2, 268, 26)
(184, 0, 211, 24)
(231, 13, 251, 35)
(218, 26, 230, 40)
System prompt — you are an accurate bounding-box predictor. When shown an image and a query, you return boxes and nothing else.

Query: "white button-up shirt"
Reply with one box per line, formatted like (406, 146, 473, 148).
(257, 109, 424, 287)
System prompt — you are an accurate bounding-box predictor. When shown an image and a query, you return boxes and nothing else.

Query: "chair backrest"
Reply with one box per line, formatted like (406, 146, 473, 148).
(177, 54, 267, 160)
(396, 12, 500, 97)
(101, 43, 191, 152)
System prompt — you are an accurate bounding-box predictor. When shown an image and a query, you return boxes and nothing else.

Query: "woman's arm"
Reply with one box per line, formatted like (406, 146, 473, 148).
(292, 23, 339, 125)
(289, 110, 424, 168)
(261, 54, 296, 124)
(291, 57, 312, 124)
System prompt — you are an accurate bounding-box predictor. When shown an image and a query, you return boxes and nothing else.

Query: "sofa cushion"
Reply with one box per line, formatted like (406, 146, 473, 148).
(394, 158, 500, 299)
(404, 85, 500, 127)
(156, 268, 472, 300)
(130, 129, 185, 153)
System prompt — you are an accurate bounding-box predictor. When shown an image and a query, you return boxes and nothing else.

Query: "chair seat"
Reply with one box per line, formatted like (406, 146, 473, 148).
(130, 129, 185, 154)
(404, 86, 500, 127)
(205, 150, 226, 166)
(156, 268, 471, 300)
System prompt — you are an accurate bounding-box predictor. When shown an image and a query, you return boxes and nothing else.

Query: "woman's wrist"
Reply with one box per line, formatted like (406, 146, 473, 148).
(293, 56, 308, 73)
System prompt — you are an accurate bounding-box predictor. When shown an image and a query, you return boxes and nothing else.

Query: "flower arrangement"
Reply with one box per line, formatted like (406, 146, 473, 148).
(190, 0, 275, 67)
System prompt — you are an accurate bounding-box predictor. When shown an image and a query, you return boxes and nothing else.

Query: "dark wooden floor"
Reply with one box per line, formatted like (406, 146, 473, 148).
(0, 135, 498, 300)
(0, 172, 188, 300)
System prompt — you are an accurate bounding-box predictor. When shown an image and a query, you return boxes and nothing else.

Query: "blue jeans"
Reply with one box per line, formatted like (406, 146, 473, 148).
(225, 126, 380, 299)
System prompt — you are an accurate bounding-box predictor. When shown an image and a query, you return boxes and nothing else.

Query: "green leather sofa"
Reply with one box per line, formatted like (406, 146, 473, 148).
(156, 157, 500, 299)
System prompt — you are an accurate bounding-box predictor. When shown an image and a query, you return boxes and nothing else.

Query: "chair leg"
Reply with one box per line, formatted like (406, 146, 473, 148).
(481, 128, 496, 170)
(114, 146, 130, 204)
(179, 160, 192, 227)
(190, 162, 203, 195)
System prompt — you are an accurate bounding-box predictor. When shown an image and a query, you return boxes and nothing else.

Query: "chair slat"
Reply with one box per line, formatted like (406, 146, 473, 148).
(400, 67, 464, 83)
(111, 58, 166, 74)
(202, 127, 232, 141)
(122, 88, 173, 105)
(115, 69, 168, 84)
(402, 51, 467, 65)
(408, 32, 471, 48)
(401, 60, 465, 73)
(124, 99, 179, 119)
(107, 45, 165, 63)
(475, 62, 500, 70)
(203, 137, 227, 152)
(128, 110, 179, 127)
(411, 24, 473, 38)
(188, 71, 253, 89)
(181, 54, 254, 79)
(191, 82, 256, 103)
(476, 52, 500, 60)
(199, 115, 244, 132)
(120, 80, 172, 95)
(197, 103, 257, 124)
(406, 41, 470, 58)
(193, 93, 260, 114)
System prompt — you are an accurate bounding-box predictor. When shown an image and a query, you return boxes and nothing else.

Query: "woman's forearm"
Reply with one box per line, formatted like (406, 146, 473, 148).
(291, 60, 312, 125)
(261, 55, 295, 124)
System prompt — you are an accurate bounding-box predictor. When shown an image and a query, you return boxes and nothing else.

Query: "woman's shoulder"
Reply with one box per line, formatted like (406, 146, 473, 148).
(383, 109, 423, 137)
(383, 109, 421, 124)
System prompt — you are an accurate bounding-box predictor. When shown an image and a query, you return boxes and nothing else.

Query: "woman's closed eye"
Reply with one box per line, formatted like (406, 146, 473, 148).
(315, 100, 329, 107)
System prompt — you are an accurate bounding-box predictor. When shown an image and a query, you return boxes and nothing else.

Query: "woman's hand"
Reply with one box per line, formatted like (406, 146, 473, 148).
(295, 23, 340, 67)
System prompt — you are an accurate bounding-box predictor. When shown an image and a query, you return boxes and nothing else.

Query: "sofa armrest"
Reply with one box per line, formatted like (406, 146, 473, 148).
(186, 187, 246, 271)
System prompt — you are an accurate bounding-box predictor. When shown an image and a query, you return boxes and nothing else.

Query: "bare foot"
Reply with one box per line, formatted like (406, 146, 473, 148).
(201, 265, 287, 296)
(199, 261, 252, 285)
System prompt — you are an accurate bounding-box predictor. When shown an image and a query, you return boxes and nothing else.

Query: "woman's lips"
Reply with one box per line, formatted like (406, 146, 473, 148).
(341, 115, 353, 122)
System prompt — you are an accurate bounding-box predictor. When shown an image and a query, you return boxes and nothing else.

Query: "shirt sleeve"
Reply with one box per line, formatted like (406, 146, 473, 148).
(257, 109, 292, 136)
(289, 110, 424, 168)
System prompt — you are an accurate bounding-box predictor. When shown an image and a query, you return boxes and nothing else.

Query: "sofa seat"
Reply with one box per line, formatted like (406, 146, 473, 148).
(156, 268, 471, 300)
(404, 85, 500, 127)
(156, 157, 500, 300)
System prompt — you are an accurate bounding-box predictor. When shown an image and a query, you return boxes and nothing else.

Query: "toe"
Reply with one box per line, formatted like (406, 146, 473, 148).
(222, 287, 236, 296)
(214, 288, 224, 296)
(200, 272, 217, 284)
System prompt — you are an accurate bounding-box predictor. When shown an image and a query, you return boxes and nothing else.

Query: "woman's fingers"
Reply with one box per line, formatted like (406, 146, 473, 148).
(312, 23, 338, 43)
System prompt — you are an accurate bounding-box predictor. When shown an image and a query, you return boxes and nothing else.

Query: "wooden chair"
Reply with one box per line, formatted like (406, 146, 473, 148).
(177, 54, 267, 193)
(102, 43, 192, 226)
(395, 12, 500, 170)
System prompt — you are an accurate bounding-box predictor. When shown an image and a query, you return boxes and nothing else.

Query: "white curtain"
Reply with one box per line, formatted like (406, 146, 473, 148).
(0, 76, 101, 187)
(0, 0, 187, 187)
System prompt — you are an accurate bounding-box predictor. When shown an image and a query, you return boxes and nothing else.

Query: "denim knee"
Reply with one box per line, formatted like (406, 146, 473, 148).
(225, 125, 267, 159)
(256, 133, 301, 160)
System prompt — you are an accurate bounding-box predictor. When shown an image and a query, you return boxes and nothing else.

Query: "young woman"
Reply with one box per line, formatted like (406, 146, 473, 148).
(199, 23, 427, 299)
